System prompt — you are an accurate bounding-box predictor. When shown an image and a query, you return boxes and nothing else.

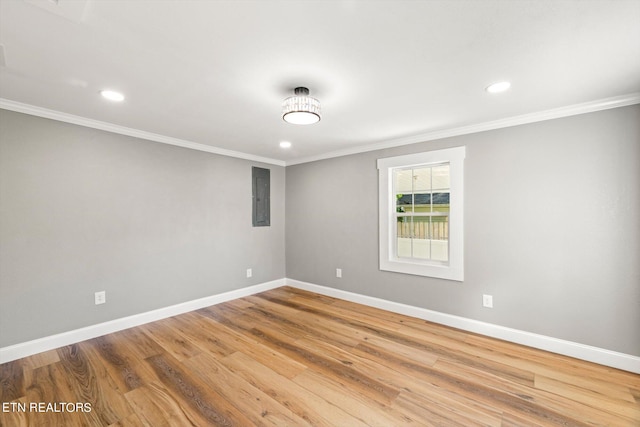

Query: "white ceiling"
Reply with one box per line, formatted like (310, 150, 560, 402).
(1, 0, 639, 165)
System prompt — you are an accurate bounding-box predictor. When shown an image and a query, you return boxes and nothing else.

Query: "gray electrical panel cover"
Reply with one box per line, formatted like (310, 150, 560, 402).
(252, 167, 270, 226)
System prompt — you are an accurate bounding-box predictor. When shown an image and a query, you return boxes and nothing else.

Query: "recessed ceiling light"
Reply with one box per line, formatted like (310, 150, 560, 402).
(100, 90, 125, 102)
(279, 141, 292, 148)
(486, 81, 511, 94)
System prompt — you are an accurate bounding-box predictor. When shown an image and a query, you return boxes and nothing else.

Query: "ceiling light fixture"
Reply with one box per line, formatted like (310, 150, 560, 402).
(485, 81, 511, 94)
(100, 90, 125, 102)
(282, 87, 321, 125)
(279, 141, 292, 148)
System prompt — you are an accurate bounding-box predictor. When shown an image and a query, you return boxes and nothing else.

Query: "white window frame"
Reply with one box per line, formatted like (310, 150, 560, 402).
(378, 146, 465, 281)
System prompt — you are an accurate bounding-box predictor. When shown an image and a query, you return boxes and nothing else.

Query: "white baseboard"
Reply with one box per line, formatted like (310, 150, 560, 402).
(3, 277, 638, 374)
(286, 278, 640, 374)
(0, 279, 284, 364)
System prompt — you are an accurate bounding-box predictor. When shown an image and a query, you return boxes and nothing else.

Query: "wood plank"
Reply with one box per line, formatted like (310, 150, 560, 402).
(193, 311, 308, 379)
(0, 358, 24, 402)
(251, 326, 400, 405)
(245, 295, 365, 347)
(534, 374, 640, 421)
(138, 320, 202, 362)
(292, 369, 407, 426)
(144, 353, 254, 426)
(0, 396, 30, 427)
(109, 326, 165, 360)
(363, 331, 537, 388)
(358, 334, 440, 367)
(466, 333, 640, 388)
(82, 335, 146, 392)
(57, 343, 134, 426)
(347, 342, 505, 424)
(220, 350, 368, 427)
(262, 291, 405, 335)
(22, 362, 94, 427)
(292, 337, 401, 406)
(433, 358, 611, 426)
(125, 380, 223, 427)
(108, 412, 145, 427)
(20, 349, 60, 371)
(183, 351, 310, 426)
(161, 312, 237, 358)
(263, 286, 340, 305)
(392, 390, 499, 427)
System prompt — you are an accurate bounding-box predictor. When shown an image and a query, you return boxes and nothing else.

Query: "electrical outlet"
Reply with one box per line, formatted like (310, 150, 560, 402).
(95, 291, 106, 305)
(482, 294, 493, 308)
(246, 268, 252, 278)
(336, 268, 342, 278)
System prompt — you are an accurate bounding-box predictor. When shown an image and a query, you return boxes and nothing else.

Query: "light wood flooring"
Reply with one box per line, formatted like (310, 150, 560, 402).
(1, 286, 639, 426)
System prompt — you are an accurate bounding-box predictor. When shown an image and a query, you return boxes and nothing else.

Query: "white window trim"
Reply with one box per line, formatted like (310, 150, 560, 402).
(378, 146, 465, 281)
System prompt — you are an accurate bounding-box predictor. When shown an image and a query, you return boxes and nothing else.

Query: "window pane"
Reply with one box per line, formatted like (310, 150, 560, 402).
(431, 215, 449, 262)
(412, 216, 430, 259)
(432, 192, 450, 207)
(432, 164, 450, 190)
(431, 191, 449, 261)
(394, 168, 414, 193)
(397, 216, 412, 258)
(396, 193, 409, 212)
(413, 193, 430, 213)
(397, 216, 411, 238)
(412, 167, 431, 192)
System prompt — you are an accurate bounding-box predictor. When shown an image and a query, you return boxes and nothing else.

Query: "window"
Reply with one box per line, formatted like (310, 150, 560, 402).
(378, 146, 465, 281)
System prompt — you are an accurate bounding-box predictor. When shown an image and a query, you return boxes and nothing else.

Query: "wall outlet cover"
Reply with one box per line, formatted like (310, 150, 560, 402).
(95, 291, 106, 305)
(482, 294, 493, 308)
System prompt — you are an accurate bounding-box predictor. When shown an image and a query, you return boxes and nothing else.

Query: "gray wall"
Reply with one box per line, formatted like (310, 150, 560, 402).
(0, 109, 285, 347)
(286, 104, 640, 356)
(2, 105, 639, 357)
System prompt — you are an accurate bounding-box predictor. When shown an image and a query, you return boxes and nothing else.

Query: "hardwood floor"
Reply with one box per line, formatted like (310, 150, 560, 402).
(1, 286, 639, 426)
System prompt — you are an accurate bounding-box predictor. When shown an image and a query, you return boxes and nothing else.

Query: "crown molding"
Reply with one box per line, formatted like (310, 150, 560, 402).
(0, 98, 286, 167)
(2, 93, 638, 168)
(285, 92, 640, 166)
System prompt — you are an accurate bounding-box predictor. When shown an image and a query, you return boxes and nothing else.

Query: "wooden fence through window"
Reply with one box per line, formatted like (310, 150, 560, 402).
(397, 219, 448, 240)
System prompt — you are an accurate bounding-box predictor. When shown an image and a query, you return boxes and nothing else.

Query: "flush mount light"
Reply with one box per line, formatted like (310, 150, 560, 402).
(282, 87, 321, 125)
(485, 81, 511, 94)
(100, 90, 125, 102)
(279, 141, 292, 148)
